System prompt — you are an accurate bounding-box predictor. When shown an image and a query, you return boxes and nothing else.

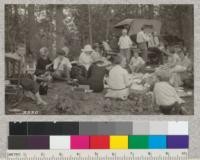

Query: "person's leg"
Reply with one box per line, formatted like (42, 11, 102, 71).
(173, 102, 188, 115)
(20, 78, 47, 105)
(62, 65, 71, 81)
(129, 65, 135, 73)
(138, 43, 148, 63)
(125, 49, 131, 65)
(143, 48, 148, 63)
(35, 92, 47, 105)
(120, 49, 127, 67)
(137, 63, 145, 73)
(159, 105, 173, 114)
(134, 65, 140, 73)
(52, 70, 62, 80)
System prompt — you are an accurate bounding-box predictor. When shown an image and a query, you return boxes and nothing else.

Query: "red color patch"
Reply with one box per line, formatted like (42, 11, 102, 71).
(90, 136, 110, 149)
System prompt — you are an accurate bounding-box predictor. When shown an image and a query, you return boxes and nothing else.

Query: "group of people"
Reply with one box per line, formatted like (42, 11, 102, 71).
(153, 44, 192, 114)
(7, 26, 193, 114)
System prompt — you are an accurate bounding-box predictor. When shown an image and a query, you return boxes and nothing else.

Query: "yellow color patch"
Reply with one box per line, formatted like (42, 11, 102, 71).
(110, 136, 128, 149)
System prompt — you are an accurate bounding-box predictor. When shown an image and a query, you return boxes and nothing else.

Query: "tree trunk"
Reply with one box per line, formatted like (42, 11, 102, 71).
(26, 4, 35, 56)
(88, 5, 93, 44)
(56, 5, 65, 51)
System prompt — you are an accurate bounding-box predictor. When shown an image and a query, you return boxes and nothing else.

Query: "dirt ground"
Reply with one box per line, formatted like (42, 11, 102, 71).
(5, 81, 194, 115)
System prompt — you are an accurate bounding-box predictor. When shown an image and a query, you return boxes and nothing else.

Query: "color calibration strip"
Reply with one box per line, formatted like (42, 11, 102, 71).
(9, 121, 188, 150)
(8, 135, 189, 149)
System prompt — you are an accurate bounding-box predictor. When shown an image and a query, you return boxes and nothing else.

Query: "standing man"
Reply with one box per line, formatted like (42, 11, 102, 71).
(136, 26, 149, 62)
(118, 29, 133, 67)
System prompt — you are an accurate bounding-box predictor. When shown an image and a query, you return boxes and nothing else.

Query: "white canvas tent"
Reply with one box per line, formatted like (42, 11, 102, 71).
(114, 18, 162, 35)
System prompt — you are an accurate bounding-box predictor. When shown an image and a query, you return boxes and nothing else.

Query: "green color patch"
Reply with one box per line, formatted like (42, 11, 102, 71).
(128, 135, 149, 149)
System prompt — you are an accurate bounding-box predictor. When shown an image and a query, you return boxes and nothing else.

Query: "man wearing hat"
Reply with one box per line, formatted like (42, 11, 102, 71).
(52, 49, 72, 81)
(136, 26, 149, 62)
(79, 44, 94, 71)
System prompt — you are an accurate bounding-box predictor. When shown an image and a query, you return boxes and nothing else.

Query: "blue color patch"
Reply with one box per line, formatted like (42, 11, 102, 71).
(149, 135, 166, 149)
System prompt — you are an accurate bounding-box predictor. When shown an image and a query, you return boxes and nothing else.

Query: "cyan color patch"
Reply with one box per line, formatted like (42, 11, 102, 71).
(149, 135, 166, 149)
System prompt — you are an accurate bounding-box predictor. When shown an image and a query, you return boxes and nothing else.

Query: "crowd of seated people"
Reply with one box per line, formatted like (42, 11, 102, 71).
(6, 28, 193, 115)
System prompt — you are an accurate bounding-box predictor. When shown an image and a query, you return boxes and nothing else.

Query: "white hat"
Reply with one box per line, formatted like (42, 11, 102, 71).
(62, 46, 69, 56)
(81, 44, 94, 52)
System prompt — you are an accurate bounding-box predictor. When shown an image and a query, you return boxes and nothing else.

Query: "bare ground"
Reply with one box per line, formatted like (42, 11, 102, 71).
(5, 81, 194, 115)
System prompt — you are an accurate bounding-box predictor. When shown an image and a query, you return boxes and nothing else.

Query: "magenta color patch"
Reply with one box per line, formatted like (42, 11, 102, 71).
(70, 136, 90, 149)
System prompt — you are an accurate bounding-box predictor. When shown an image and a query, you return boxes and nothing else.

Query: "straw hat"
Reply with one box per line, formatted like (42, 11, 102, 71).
(81, 44, 94, 52)
(62, 46, 69, 56)
(93, 57, 111, 67)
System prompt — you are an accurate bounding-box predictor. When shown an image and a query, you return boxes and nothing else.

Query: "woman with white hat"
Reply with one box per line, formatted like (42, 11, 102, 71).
(79, 44, 94, 71)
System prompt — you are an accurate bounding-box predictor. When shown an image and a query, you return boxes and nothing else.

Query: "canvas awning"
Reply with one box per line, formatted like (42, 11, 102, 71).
(114, 18, 162, 35)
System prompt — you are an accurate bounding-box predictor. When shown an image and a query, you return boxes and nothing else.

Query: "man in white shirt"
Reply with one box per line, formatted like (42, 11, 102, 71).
(118, 29, 133, 67)
(136, 26, 149, 62)
(52, 49, 72, 81)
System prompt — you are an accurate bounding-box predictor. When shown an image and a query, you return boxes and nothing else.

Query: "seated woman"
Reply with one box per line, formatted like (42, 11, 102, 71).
(87, 58, 111, 92)
(153, 70, 187, 115)
(129, 49, 145, 73)
(155, 45, 181, 79)
(79, 44, 94, 71)
(170, 49, 192, 88)
(91, 43, 102, 61)
(105, 55, 132, 100)
(52, 49, 72, 81)
(35, 47, 52, 81)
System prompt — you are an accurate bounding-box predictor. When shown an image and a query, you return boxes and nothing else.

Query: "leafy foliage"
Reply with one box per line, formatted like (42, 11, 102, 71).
(5, 4, 193, 59)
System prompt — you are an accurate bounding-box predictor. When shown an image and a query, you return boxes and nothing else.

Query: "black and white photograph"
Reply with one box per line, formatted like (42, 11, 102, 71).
(5, 4, 194, 115)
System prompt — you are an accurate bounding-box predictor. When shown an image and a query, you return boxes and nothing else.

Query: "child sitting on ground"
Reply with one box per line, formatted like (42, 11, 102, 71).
(105, 55, 132, 100)
(52, 49, 72, 81)
(129, 49, 145, 73)
(153, 70, 188, 115)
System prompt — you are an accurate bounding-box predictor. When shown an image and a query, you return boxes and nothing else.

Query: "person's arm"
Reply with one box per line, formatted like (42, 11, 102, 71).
(128, 37, 133, 47)
(46, 60, 53, 70)
(79, 53, 85, 65)
(129, 58, 133, 66)
(143, 32, 149, 42)
(123, 70, 131, 87)
(161, 49, 171, 57)
(118, 37, 121, 46)
(170, 84, 184, 104)
(155, 37, 160, 47)
(168, 55, 179, 68)
(52, 59, 57, 70)
(139, 57, 145, 65)
(87, 64, 94, 79)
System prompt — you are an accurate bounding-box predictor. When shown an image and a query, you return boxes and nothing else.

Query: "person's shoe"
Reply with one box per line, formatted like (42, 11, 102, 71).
(179, 107, 189, 115)
(37, 100, 47, 106)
